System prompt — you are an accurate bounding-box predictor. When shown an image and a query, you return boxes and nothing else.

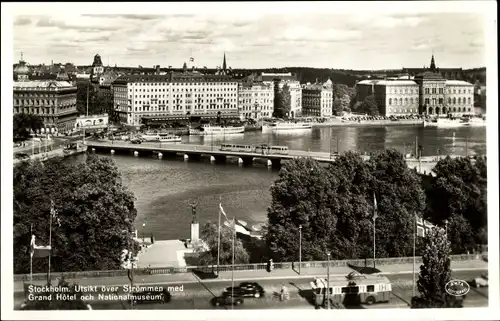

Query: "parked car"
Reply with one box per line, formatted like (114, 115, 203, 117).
(130, 138, 142, 144)
(212, 294, 244, 307)
(129, 288, 171, 305)
(472, 273, 488, 288)
(225, 282, 265, 298)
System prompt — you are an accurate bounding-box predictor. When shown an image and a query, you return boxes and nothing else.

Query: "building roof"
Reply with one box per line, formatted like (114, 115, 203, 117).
(13, 80, 75, 89)
(414, 71, 445, 80)
(357, 79, 417, 86)
(445, 80, 473, 86)
(113, 72, 236, 85)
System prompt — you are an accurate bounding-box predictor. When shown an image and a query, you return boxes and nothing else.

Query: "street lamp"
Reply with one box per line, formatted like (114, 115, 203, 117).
(326, 253, 331, 310)
(142, 223, 146, 244)
(299, 225, 302, 275)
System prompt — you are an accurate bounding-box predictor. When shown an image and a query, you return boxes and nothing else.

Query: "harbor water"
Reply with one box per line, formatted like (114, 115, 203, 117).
(67, 125, 486, 240)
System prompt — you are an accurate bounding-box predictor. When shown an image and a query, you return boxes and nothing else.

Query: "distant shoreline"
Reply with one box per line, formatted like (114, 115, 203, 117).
(312, 120, 424, 127)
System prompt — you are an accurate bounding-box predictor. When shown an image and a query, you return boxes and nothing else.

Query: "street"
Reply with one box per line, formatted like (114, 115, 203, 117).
(14, 270, 488, 310)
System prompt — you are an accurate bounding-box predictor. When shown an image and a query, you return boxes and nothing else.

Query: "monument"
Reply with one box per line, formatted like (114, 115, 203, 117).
(189, 200, 199, 243)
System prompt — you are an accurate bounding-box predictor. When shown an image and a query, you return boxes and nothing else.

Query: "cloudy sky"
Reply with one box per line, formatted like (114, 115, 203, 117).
(8, 2, 493, 70)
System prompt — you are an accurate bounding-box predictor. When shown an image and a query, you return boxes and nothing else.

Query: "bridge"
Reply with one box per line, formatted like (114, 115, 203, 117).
(84, 140, 454, 174)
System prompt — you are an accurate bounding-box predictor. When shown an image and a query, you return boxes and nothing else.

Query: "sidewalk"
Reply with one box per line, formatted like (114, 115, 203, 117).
(13, 260, 486, 293)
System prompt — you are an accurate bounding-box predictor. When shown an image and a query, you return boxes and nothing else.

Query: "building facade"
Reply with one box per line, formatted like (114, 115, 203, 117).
(238, 82, 274, 119)
(355, 55, 475, 117)
(13, 80, 78, 133)
(444, 80, 475, 116)
(301, 79, 334, 117)
(113, 72, 239, 126)
(258, 72, 302, 118)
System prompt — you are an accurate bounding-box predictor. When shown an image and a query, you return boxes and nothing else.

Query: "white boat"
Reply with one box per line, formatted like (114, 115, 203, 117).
(461, 117, 486, 127)
(141, 133, 182, 142)
(189, 124, 245, 135)
(262, 122, 313, 132)
(424, 118, 465, 128)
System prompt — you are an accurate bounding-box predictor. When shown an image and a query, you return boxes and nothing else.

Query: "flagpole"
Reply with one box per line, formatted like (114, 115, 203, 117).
(232, 217, 235, 310)
(373, 192, 377, 268)
(30, 224, 33, 283)
(217, 202, 221, 276)
(412, 213, 416, 298)
(48, 202, 53, 284)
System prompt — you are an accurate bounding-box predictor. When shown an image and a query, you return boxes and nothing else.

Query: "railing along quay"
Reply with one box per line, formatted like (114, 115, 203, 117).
(14, 254, 481, 282)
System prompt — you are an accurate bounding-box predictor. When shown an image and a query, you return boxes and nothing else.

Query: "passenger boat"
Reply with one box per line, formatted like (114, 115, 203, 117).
(262, 122, 313, 133)
(461, 116, 486, 127)
(423, 118, 465, 128)
(189, 124, 245, 135)
(140, 133, 182, 142)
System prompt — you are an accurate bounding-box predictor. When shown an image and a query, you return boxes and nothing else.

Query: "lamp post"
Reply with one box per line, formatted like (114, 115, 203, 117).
(299, 225, 302, 275)
(326, 253, 330, 310)
(445, 219, 448, 236)
(412, 213, 416, 298)
(142, 223, 146, 244)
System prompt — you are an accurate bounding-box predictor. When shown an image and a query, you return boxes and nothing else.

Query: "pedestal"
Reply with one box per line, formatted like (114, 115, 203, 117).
(191, 222, 199, 243)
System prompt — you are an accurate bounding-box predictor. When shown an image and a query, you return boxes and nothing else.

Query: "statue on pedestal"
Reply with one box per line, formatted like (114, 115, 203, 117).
(189, 200, 198, 223)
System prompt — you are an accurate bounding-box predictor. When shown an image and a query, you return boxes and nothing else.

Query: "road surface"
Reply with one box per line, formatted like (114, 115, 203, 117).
(15, 270, 488, 310)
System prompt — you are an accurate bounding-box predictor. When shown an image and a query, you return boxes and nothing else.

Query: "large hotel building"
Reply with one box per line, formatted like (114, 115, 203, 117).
(238, 82, 274, 119)
(356, 55, 475, 117)
(13, 55, 78, 133)
(113, 72, 239, 126)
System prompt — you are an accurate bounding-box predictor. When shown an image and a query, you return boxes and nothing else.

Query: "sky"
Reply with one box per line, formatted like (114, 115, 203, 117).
(7, 2, 494, 70)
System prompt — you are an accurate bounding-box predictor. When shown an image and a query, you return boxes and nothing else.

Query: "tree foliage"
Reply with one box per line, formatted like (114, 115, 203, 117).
(265, 150, 425, 261)
(21, 277, 89, 310)
(412, 227, 459, 308)
(424, 156, 487, 253)
(14, 155, 138, 274)
(332, 84, 351, 112)
(359, 95, 379, 116)
(13, 114, 44, 141)
(195, 222, 250, 266)
(273, 84, 291, 118)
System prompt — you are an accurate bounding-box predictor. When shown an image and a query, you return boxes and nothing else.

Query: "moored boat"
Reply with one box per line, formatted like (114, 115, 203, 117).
(262, 122, 312, 132)
(189, 124, 245, 135)
(140, 133, 182, 142)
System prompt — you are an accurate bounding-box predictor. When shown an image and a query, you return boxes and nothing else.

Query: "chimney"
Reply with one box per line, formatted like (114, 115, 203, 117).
(156, 65, 160, 74)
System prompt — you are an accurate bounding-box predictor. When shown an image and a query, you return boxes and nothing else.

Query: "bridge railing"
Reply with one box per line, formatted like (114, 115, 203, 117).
(14, 254, 480, 281)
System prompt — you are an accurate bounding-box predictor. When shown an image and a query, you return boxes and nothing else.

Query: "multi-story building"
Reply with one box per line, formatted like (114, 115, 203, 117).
(256, 72, 302, 118)
(356, 79, 420, 116)
(444, 80, 475, 116)
(355, 54, 475, 117)
(238, 82, 274, 119)
(113, 72, 239, 126)
(13, 54, 78, 133)
(301, 79, 334, 117)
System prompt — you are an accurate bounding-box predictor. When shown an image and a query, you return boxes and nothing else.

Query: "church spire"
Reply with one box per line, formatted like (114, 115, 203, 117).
(430, 53, 436, 71)
(222, 52, 227, 72)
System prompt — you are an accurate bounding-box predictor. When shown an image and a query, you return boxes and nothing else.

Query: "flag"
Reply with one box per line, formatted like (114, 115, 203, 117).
(30, 235, 51, 258)
(373, 192, 378, 220)
(219, 203, 229, 222)
(51, 200, 61, 227)
(189, 57, 194, 62)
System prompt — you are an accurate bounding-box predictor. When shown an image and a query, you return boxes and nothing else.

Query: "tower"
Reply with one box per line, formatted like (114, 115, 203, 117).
(222, 52, 227, 73)
(430, 54, 436, 72)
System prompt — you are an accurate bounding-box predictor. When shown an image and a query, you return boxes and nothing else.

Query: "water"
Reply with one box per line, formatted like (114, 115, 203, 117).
(67, 125, 486, 240)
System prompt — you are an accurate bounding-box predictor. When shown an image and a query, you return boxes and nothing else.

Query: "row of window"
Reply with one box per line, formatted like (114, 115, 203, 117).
(423, 97, 471, 105)
(132, 93, 237, 99)
(14, 99, 77, 106)
(389, 88, 418, 94)
(133, 98, 237, 105)
(130, 82, 237, 87)
(130, 87, 237, 92)
(133, 105, 238, 112)
(239, 99, 272, 104)
(239, 93, 273, 97)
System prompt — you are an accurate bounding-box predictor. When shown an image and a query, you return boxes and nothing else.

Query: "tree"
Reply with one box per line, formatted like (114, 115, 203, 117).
(412, 227, 459, 308)
(425, 156, 487, 253)
(13, 113, 44, 140)
(21, 277, 89, 310)
(359, 95, 379, 116)
(265, 150, 425, 261)
(333, 99, 343, 116)
(13, 155, 138, 274)
(332, 84, 351, 112)
(273, 84, 291, 118)
(194, 222, 249, 266)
